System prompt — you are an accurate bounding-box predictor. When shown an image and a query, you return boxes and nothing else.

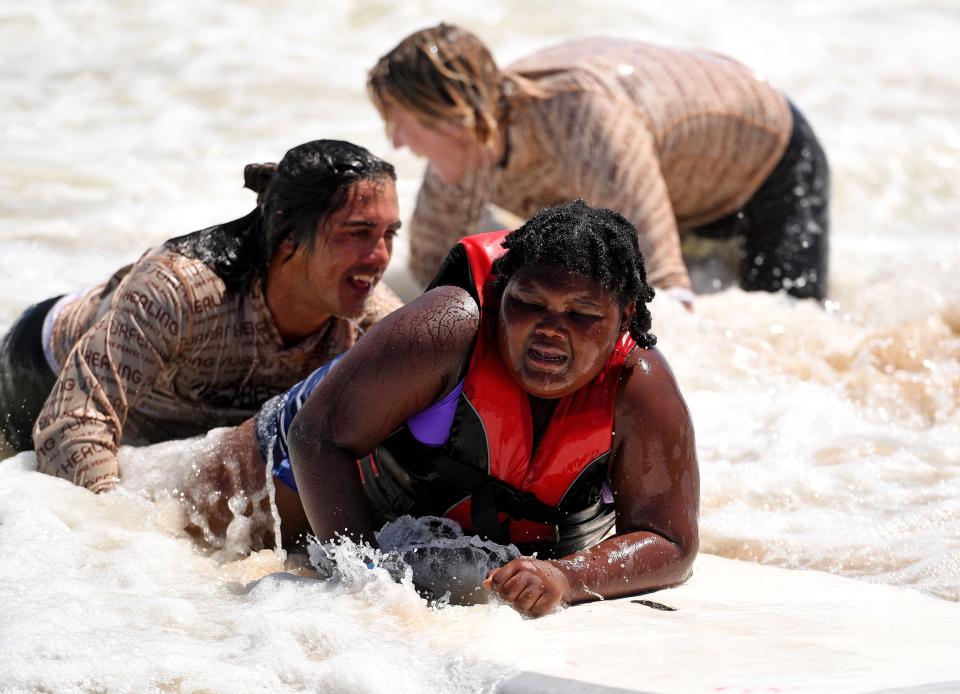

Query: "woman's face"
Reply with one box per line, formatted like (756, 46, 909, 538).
(497, 265, 633, 399)
(388, 108, 477, 185)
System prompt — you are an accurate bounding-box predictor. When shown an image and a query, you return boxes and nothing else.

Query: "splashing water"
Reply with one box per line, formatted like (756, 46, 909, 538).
(0, 450, 532, 693)
(2, 1, 960, 691)
(308, 516, 522, 606)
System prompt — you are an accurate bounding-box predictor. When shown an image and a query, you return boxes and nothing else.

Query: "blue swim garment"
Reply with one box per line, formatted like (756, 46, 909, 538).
(254, 355, 464, 491)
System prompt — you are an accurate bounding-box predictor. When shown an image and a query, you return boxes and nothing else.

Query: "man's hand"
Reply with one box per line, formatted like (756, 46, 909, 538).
(482, 557, 574, 617)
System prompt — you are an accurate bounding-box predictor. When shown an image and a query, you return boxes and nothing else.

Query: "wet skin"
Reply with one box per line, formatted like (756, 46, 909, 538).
(286, 270, 699, 617)
(264, 178, 401, 344)
(388, 107, 499, 186)
(181, 179, 399, 551)
(184, 419, 313, 552)
(497, 264, 633, 399)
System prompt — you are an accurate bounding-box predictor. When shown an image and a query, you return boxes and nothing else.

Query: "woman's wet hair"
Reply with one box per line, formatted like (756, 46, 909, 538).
(368, 23, 504, 148)
(492, 200, 657, 348)
(166, 140, 396, 294)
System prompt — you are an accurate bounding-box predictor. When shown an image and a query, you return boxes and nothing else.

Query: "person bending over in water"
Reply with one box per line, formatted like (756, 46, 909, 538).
(368, 23, 830, 305)
(0, 140, 403, 494)
(243, 200, 698, 616)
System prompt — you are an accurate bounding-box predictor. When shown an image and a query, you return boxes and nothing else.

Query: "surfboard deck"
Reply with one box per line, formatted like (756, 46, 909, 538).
(493, 554, 960, 694)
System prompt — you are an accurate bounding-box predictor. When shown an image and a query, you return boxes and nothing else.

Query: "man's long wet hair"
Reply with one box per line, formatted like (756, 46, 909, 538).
(165, 140, 396, 294)
(492, 200, 657, 348)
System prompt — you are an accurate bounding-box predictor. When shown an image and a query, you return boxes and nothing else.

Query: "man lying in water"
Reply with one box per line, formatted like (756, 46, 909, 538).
(190, 200, 699, 617)
(0, 140, 402, 492)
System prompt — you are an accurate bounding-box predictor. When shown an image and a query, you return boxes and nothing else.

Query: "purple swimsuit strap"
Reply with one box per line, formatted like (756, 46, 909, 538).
(405, 380, 465, 447)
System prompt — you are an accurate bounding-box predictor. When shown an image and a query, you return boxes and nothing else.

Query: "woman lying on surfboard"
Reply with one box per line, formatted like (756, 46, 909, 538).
(188, 199, 699, 617)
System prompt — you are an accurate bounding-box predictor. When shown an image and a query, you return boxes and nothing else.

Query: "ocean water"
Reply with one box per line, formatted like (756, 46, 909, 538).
(1, 1, 958, 692)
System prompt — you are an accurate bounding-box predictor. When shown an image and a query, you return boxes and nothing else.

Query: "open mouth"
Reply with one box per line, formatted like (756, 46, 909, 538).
(527, 346, 568, 371)
(346, 273, 378, 295)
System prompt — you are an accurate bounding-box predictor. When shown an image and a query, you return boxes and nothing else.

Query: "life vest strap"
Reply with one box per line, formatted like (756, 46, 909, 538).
(432, 456, 565, 542)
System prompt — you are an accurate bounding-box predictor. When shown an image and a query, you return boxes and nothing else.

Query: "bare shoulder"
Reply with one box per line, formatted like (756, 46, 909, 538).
(370, 284, 480, 350)
(616, 346, 690, 423)
(340, 284, 480, 392)
(289, 286, 480, 451)
(420, 284, 481, 337)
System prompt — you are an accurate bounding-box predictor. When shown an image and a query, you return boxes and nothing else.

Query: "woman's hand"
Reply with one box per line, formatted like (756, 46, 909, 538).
(483, 558, 573, 617)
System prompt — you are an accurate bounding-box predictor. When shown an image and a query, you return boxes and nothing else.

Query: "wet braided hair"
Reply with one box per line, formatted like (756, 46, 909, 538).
(492, 200, 657, 348)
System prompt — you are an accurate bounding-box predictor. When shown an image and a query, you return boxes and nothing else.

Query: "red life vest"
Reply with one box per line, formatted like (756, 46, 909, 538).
(448, 231, 634, 545)
(361, 230, 636, 556)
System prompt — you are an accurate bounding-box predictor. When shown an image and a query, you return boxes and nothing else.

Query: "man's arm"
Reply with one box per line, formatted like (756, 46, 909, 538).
(33, 255, 192, 492)
(484, 347, 699, 615)
(287, 285, 479, 544)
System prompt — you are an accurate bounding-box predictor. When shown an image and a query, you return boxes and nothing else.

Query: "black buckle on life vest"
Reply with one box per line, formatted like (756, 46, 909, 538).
(470, 477, 565, 544)
(470, 481, 507, 543)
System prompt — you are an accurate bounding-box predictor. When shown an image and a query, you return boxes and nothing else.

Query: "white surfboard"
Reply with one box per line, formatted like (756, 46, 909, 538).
(3, 453, 957, 694)
(494, 554, 960, 693)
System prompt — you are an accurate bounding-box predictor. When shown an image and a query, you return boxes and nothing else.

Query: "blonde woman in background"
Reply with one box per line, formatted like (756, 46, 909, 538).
(369, 23, 829, 308)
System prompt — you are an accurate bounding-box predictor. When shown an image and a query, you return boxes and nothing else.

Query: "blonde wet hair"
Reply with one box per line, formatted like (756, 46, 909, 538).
(368, 23, 505, 149)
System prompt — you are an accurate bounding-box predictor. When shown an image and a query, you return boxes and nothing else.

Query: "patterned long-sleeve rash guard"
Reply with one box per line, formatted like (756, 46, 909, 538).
(407, 38, 792, 290)
(33, 248, 402, 492)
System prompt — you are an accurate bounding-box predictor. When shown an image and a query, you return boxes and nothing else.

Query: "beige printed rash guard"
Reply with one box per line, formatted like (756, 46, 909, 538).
(33, 248, 401, 492)
(408, 38, 792, 290)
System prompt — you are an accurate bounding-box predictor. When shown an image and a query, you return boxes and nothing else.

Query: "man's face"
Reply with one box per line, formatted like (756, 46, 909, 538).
(288, 177, 401, 320)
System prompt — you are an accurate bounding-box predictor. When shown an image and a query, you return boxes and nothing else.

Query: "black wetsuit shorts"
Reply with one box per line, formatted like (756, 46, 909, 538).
(0, 297, 60, 451)
(690, 100, 830, 300)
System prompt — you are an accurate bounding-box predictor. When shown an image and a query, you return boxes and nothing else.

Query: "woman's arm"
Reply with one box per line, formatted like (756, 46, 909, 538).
(287, 285, 479, 544)
(408, 166, 495, 286)
(484, 347, 699, 616)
